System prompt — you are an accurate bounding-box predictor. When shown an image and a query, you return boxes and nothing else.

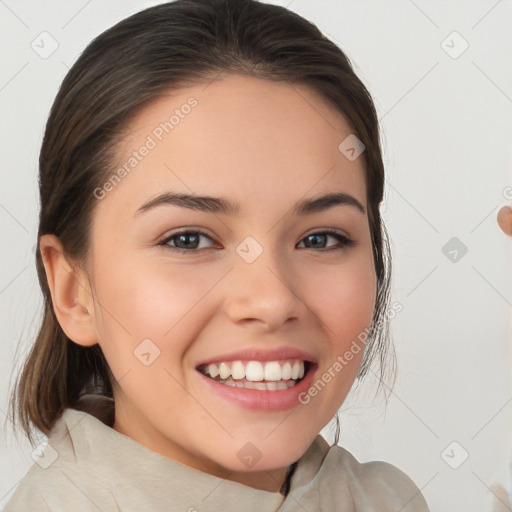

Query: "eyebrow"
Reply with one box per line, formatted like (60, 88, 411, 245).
(134, 191, 365, 217)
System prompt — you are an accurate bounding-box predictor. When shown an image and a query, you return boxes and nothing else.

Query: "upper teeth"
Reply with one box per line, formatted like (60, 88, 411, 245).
(201, 360, 306, 381)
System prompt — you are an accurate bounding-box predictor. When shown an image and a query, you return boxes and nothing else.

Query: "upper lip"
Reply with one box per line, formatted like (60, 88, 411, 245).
(195, 346, 318, 368)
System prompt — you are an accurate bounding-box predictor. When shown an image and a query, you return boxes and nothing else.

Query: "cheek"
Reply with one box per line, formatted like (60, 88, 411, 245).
(90, 256, 217, 373)
(299, 256, 376, 418)
(310, 256, 376, 348)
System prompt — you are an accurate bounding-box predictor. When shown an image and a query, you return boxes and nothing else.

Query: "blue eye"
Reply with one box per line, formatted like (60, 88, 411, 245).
(158, 229, 354, 254)
(159, 230, 215, 253)
(297, 230, 354, 251)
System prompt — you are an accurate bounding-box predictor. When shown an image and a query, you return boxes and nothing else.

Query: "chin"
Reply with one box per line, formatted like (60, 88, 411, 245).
(209, 432, 315, 473)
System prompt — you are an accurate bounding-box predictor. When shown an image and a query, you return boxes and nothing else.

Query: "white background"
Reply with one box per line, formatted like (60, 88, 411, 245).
(1, 1, 511, 511)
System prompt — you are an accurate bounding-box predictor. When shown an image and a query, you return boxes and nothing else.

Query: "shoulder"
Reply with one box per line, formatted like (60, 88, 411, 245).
(4, 408, 110, 511)
(3, 460, 74, 512)
(320, 441, 430, 511)
(4, 465, 51, 511)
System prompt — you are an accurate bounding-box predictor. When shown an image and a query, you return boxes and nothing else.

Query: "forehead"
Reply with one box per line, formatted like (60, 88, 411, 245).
(102, 74, 367, 216)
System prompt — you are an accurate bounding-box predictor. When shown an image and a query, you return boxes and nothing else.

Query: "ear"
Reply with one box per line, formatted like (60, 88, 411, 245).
(498, 206, 512, 236)
(39, 234, 98, 347)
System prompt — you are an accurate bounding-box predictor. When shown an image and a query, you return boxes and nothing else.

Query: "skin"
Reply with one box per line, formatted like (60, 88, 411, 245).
(498, 206, 512, 236)
(39, 74, 377, 493)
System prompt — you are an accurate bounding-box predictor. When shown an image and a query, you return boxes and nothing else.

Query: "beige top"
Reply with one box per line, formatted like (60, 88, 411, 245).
(5, 408, 430, 511)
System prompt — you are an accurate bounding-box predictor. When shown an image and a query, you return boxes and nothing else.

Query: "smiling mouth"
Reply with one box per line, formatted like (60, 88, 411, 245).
(196, 359, 313, 391)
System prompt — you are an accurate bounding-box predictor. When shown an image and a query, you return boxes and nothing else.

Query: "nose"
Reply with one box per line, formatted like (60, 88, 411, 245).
(223, 245, 303, 331)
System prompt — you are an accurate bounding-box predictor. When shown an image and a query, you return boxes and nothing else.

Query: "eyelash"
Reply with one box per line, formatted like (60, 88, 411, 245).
(157, 228, 355, 254)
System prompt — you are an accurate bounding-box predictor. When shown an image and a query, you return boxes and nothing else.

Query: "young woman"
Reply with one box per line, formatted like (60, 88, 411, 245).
(6, 0, 430, 510)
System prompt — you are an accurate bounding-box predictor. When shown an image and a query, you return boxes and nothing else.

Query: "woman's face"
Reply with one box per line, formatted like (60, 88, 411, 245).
(83, 74, 376, 489)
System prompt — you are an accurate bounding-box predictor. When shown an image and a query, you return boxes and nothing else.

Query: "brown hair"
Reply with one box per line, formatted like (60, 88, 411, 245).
(9, 0, 395, 446)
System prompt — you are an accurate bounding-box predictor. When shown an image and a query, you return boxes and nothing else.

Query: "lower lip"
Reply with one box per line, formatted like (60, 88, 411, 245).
(197, 364, 317, 412)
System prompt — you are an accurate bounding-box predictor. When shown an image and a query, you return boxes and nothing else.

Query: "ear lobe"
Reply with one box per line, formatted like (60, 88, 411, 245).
(39, 234, 98, 347)
(498, 206, 512, 236)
